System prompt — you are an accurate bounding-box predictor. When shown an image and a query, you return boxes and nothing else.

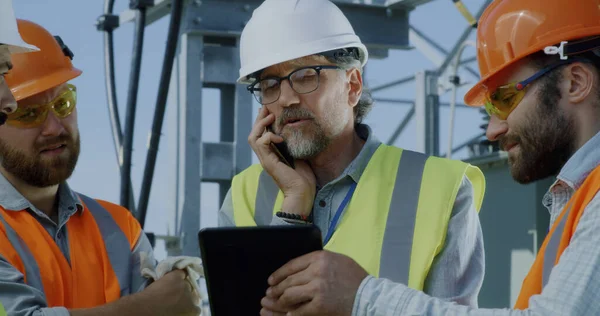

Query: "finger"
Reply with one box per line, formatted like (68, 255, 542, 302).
(269, 251, 320, 286)
(249, 110, 276, 141)
(261, 296, 289, 313)
(260, 307, 287, 316)
(257, 131, 284, 147)
(254, 132, 285, 165)
(167, 269, 187, 280)
(253, 106, 268, 126)
(277, 283, 315, 308)
(267, 269, 312, 298)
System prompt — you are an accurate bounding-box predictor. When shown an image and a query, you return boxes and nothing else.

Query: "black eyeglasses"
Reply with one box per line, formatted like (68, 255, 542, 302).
(247, 65, 341, 105)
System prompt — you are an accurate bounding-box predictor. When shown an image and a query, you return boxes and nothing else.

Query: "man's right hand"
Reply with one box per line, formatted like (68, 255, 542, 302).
(139, 269, 201, 315)
(69, 269, 201, 316)
(248, 107, 316, 216)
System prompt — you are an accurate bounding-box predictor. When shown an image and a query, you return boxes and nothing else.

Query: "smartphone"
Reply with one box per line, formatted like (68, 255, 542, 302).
(266, 125, 295, 169)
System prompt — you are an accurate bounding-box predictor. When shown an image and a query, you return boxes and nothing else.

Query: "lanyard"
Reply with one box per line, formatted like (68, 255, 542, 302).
(323, 182, 357, 245)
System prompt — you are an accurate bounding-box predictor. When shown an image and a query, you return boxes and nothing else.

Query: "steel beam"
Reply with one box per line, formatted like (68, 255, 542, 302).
(436, 0, 493, 76)
(119, 0, 414, 50)
(373, 98, 470, 108)
(387, 105, 415, 145)
(119, 0, 173, 26)
(439, 132, 485, 157)
(386, 0, 436, 9)
(202, 142, 235, 182)
(409, 25, 479, 78)
(415, 70, 439, 156)
(183, 0, 411, 50)
(370, 56, 477, 92)
(175, 32, 203, 257)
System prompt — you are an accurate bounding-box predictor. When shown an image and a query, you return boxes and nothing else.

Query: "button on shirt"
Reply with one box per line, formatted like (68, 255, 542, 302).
(352, 131, 600, 316)
(0, 173, 156, 316)
(219, 124, 486, 306)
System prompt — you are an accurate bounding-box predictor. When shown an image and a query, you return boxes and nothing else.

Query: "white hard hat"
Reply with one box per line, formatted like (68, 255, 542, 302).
(238, 0, 368, 84)
(0, 0, 38, 54)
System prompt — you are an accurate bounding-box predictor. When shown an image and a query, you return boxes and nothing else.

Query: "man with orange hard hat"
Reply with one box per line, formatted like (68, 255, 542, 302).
(0, 19, 201, 316)
(259, 1, 600, 315)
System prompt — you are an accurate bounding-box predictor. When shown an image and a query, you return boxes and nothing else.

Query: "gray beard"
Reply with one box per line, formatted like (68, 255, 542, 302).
(284, 127, 330, 160)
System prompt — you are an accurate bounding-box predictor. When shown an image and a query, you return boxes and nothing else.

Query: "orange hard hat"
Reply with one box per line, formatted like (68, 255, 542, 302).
(464, 0, 600, 106)
(4, 19, 82, 101)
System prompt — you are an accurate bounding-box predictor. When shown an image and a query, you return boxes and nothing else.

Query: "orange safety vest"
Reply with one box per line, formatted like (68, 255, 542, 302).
(515, 165, 600, 309)
(0, 194, 142, 309)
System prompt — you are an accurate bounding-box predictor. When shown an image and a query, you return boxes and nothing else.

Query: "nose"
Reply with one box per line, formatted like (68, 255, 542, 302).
(40, 110, 67, 137)
(486, 115, 508, 142)
(0, 79, 17, 115)
(277, 79, 300, 108)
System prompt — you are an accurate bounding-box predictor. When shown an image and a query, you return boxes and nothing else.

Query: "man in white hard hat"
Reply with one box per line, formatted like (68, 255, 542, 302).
(218, 0, 487, 314)
(0, 0, 38, 124)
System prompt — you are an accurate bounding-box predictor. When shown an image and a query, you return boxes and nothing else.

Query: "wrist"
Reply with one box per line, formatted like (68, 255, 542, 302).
(281, 194, 313, 217)
(275, 211, 313, 224)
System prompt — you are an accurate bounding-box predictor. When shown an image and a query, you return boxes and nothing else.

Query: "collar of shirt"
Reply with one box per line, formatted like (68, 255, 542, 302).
(544, 130, 600, 219)
(0, 171, 83, 219)
(557, 130, 600, 189)
(316, 123, 382, 191)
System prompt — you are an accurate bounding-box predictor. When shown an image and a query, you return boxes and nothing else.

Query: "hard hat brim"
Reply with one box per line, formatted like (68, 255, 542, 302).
(11, 66, 82, 101)
(237, 39, 368, 84)
(6, 41, 39, 54)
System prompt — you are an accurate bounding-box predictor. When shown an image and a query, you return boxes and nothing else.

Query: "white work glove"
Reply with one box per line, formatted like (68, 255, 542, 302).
(140, 252, 205, 301)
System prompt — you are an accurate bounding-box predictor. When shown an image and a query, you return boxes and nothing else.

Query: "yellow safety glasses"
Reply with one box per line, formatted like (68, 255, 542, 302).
(484, 59, 578, 120)
(6, 84, 77, 128)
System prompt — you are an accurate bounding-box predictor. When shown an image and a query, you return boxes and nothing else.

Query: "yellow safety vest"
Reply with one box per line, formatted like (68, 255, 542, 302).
(231, 144, 485, 290)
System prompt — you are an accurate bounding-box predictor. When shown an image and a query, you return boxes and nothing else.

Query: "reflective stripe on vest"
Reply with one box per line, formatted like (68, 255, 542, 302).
(514, 165, 600, 309)
(542, 205, 572, 287)
(380, 150, 426, 284)
(0, 194, 140, 308)
(232, 144, 485, 290)
(78, 195, 132, 297)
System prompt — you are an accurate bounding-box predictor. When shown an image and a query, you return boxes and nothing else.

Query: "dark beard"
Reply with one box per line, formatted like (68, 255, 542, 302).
(500, 88, 575, 184)
(0, 133, 80, 187)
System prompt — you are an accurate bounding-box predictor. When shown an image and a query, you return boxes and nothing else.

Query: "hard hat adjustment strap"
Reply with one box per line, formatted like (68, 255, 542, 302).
(544, 36, 600, 60)
(319, 48, 361, 61)
(54, 36, 74, 60)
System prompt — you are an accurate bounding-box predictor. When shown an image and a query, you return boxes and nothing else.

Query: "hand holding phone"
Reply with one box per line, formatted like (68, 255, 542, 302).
(249, 107, 316, 216)
(266, 125, 295, 169)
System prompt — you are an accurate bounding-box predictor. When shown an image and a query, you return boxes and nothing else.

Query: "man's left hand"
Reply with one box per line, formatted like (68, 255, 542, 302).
(260, 250, 369, 316)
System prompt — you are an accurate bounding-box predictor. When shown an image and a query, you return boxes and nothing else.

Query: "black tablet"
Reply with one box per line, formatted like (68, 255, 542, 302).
(198, 226, 323, 316)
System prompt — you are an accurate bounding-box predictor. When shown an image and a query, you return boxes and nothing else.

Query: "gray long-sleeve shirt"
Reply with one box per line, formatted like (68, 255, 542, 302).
(0, 173, 157, 316)
(218, 124, 485, 307)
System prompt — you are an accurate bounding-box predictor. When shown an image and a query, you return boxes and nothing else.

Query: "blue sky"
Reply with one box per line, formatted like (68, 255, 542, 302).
(13, 0, 486, 259)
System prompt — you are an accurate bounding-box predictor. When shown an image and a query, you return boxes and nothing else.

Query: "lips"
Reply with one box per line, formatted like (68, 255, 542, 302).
(39, 143, 67, 153)
(283, 117, 311, 126)
(503, 143, 517, 152)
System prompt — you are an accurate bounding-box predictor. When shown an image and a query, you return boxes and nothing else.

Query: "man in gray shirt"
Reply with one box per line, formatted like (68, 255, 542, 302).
(258, 1, 600, 315)
(218, 1, 487, 315)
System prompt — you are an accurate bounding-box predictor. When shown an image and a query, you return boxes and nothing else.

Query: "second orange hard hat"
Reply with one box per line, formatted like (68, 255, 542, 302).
(465, 0, 600, 106)
(4, 19, 82, 101)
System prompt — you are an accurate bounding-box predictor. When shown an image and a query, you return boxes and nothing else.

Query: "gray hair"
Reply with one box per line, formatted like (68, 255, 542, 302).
(324, 54, 374, 126)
